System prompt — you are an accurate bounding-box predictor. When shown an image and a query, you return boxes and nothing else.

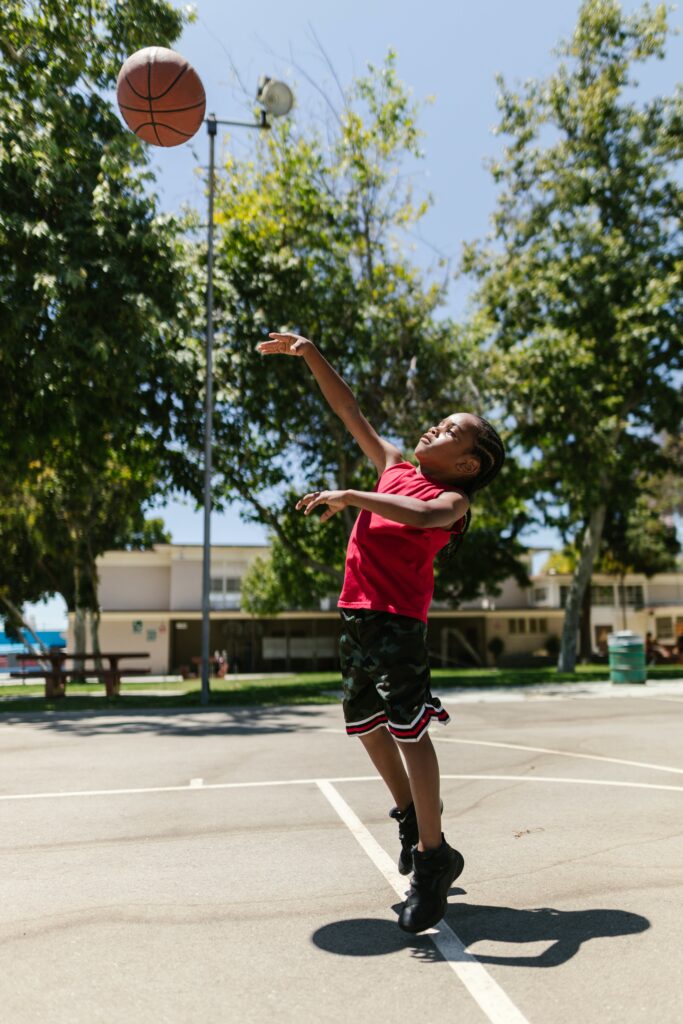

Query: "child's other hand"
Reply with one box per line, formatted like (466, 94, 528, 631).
(257, 332, 313, 356)
(296, 489, 348, 523)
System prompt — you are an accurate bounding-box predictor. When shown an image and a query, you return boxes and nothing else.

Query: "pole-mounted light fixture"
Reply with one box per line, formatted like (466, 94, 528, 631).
(256, 76, 294, 118)
(200, 78, 294, 707)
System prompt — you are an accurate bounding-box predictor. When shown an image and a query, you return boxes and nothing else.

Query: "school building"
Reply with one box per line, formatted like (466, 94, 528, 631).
(66, 544, 683, 674)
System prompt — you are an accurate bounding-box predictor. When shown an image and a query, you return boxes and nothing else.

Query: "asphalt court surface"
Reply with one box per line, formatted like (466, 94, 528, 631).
(1, 682, 682, 1023)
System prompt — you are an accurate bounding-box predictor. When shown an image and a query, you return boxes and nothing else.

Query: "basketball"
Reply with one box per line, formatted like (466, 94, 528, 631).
(116, 47, 206, 147)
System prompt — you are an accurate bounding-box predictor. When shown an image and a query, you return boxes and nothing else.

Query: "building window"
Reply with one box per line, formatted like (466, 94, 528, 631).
(655, 617, 673, 641)
(210, 575, 241, 609)
(533, 588, 548, 603)
(591, 585, 615, 606)
(622, 584, 644, 608)
(509, 617, 548, 635)
(560, 586, 570, 609)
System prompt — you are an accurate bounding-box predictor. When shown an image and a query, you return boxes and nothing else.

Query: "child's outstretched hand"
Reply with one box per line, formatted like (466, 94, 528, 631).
(257, 332, 313, 356)
(296, 489, 348, 523)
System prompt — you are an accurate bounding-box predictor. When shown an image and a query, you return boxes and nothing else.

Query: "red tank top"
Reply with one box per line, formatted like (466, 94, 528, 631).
(338, 462, 466, 623)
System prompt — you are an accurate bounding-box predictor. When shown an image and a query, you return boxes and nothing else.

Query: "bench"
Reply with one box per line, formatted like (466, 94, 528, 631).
(12, 651, 151, 698)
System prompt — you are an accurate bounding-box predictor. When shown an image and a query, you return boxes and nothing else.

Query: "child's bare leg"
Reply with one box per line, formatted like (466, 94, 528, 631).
(399, 732, 442, 851)
(360, 728, 412, 810)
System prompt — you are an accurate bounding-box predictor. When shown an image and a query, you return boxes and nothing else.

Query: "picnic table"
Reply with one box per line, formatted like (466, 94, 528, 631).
(11, 651, 150, 699)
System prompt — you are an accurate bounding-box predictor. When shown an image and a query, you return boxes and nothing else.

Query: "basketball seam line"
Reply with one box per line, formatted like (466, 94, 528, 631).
(121, 59, 197, 103)
(124, 121, 193, 138)
(118, 100, 205, 115)
(151, 61, 190, 101)
(122, 74, 148, 102)
(148, 50, 162, 147)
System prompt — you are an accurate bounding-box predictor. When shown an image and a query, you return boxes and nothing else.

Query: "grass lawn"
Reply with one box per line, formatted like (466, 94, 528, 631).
(0, 663, 680, 714)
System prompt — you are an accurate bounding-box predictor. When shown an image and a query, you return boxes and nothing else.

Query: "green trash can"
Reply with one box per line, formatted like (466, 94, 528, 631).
(607, 630, 647, 684)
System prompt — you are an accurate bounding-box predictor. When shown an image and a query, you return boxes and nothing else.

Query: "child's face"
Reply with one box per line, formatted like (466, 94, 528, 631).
(414, 413, 481, 481)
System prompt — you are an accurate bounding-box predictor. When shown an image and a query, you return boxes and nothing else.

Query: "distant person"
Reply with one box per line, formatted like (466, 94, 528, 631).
(258, 331, 505, 933)
(646, 631, 673, 664)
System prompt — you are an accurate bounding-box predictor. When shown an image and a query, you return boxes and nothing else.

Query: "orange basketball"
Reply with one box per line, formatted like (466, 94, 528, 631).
(116, 47, 206, 147)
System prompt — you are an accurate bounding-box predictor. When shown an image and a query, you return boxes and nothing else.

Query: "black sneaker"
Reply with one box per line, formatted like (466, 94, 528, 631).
(389, 800, 445, 876)
(398, 837, 464, 933)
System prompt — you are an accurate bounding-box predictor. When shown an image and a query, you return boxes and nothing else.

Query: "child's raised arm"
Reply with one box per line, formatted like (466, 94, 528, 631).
(258, 332, 403, 475)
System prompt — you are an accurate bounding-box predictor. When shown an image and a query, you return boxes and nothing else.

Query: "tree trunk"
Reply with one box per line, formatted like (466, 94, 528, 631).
(579, 578, 593, 662)
(619, 572, 628, 630)
(558, 503, 607, 672)
(90, 608, 103, 674)
(73, 606, 87, 679)
(0, 592, 50, 657)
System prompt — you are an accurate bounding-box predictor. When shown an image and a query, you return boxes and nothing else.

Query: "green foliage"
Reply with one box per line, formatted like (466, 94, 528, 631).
(462, 0, 682, 667)
(195, 53, 527, 612)
(598, 477, 680, 577)
(111, 516, 172, 551)
(545, 634, 561, 660)
(542, 549, 578, 574)
(487, 636, 505, 666)
(0, 0, 198, 625)
(0, 452, 170, 613)
(464, 0, 681, 516)
(0, 0, 185, 92)
(240, 536, 335, 616)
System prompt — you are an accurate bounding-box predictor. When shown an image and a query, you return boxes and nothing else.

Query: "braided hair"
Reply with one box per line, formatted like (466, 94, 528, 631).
(438, 415, 506, 566)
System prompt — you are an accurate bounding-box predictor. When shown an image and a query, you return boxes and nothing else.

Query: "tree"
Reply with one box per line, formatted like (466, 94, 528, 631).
(598, 468, 680, 629)
(461, 0, 682, 670)
(193, 52, 529, 612)
(0, 1, 200, 641)
(487, 635, 505, 667)
(542, 463, 680, 659)
(111, 516, 172, 551)
(0, 452, 174, 656)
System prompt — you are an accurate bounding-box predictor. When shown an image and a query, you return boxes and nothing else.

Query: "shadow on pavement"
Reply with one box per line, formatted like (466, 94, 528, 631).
(0, 705, 334, 737)
(312, 900, 650, 966)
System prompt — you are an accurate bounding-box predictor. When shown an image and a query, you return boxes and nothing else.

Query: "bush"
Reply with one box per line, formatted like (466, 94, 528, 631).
(545, 634, 560, 659)
(487, 636, 505, 666)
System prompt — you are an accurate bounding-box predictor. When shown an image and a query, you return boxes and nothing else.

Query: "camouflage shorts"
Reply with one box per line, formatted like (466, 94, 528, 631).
(339, 609, 450, 743)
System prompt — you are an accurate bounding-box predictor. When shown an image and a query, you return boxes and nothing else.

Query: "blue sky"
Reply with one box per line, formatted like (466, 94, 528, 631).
(25, 0, 682, 627)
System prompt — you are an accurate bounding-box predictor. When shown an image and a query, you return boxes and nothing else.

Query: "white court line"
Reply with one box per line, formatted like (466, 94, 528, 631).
(0, 777, 327, 802)
(318, 727, 683, 776)
(433, 737, 683, 776)
(316, 779, 530, 1024)
(1, 772, 682, 803)
(438, 774, 683, 793)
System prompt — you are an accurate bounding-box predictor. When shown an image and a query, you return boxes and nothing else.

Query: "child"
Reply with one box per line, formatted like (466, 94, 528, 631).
(258, 331, 505, 932)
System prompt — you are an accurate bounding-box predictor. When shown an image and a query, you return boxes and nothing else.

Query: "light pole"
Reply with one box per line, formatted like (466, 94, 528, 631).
(200, 78, 294, 706)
